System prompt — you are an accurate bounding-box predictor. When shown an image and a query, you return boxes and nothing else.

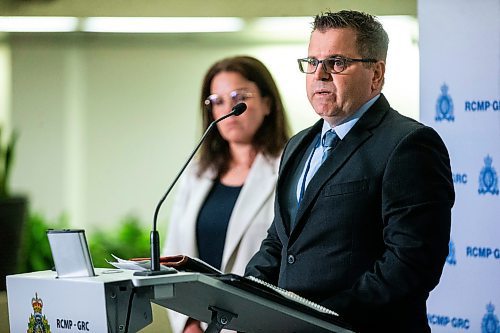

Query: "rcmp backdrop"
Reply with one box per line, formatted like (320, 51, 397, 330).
(418, 0, 500, 332)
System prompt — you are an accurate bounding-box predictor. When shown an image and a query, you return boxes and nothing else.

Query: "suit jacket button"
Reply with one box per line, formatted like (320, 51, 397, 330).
(287, 254, 295, 264)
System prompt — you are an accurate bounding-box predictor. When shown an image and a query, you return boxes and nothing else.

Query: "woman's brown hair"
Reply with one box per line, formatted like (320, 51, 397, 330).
(198, 55, 290, 176)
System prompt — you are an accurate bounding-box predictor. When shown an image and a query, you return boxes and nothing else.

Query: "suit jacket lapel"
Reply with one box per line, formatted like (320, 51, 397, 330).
(291, 95, 390, 237)
(275, 120, 323, 236)
(221, 153, 277, 270)
(279, 121, 323, 176)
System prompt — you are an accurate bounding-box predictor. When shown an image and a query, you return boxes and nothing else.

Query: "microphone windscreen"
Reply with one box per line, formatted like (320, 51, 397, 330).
(232, 103, 247, 116)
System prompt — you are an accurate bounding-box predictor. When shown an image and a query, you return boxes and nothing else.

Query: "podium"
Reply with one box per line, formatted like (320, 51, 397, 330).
(7, 269, 355, 333)
(7, 269, 155, 332)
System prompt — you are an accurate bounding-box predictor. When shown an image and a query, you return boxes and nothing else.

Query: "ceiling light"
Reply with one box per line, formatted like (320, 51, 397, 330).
(0, 16, 79, 32)
(82, 17, 245, 33)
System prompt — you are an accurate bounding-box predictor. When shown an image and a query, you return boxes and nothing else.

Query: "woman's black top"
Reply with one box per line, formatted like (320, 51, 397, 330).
(196, 180, 242, 270)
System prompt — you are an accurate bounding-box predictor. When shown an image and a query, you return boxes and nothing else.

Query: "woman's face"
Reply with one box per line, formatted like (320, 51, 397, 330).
(208, 71, 270, 146)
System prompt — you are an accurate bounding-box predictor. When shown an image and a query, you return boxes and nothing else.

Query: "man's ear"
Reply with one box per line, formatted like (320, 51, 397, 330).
(372, 60, 386, 91)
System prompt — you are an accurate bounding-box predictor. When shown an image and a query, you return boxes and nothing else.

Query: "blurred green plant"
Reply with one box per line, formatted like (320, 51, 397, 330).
(88, 215, 150, 268)
(18, 213, 69, 273)
(18, 212, 151, 272)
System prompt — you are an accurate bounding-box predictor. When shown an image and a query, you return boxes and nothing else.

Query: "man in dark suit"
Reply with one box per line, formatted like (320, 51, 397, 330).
(245, 10, 455, 332)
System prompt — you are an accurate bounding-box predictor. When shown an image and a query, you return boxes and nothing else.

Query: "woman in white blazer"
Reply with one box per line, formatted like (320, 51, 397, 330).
(163, 56, 290, 333)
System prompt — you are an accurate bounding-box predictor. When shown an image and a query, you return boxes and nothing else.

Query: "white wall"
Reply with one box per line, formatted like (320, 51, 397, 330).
(8, 16, 418, 234)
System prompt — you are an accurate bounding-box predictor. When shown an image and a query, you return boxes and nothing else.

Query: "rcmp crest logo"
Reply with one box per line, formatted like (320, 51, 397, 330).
(478, 155, 499, 195)
(446, 240, 457, 265)
(27, 292, 51, 333)
(481, 302, 500, 333)
(435, 83, 455, 122)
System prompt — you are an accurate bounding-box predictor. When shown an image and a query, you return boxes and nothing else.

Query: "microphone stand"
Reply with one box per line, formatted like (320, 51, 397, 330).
(135, 103, 247, 276)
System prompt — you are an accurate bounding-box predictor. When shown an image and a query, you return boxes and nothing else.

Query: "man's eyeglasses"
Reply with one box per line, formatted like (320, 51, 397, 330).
(204, 90, 254, 111)
(297, 56, 377, 74)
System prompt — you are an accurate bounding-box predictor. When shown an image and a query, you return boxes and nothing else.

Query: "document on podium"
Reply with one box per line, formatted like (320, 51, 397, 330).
(219, 274, 339, 316)
(133, 271, 356, 333)
(109, 254, 222, 274)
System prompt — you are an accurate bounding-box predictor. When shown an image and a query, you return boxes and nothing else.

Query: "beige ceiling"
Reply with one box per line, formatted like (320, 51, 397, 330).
(0, 0, 417, 17)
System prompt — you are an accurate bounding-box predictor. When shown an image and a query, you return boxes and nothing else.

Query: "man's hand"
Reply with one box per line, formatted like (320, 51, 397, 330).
(183, 317, 203, 333)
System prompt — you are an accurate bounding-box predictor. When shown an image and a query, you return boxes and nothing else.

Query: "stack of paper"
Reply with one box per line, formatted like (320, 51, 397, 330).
(106, 254, 176, 272)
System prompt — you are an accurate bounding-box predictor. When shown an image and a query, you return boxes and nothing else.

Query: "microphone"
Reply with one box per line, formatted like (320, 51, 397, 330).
(135, 102, 247, 276)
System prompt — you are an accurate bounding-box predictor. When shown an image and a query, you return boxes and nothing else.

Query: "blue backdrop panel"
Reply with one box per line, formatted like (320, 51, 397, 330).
(419, 0, 500, 332)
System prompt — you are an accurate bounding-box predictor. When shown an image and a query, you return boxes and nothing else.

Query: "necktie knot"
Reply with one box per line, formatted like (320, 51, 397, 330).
(322, 130, 339, 149)
(321, 130, 339, 162)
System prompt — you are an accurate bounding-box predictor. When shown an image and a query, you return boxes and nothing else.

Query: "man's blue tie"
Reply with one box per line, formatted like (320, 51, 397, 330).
(321, 129, 340, 162)
(298, 130, 340, 205)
